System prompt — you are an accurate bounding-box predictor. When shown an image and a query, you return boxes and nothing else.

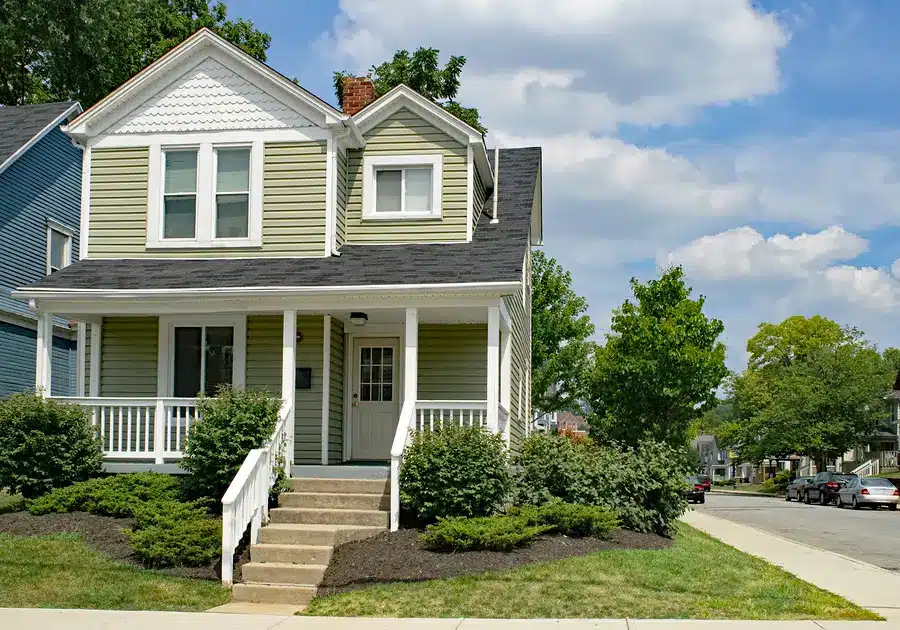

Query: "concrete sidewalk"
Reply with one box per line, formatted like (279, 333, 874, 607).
(0, 609, 894, 629)
(683, 510, 900, 621)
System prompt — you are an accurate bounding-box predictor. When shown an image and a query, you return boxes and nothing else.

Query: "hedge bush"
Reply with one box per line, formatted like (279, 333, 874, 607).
(514, 433, 688, 537)
(27, 472, 183, 517)
(0, 393, 102, 499)
(420, 515, 550, 552)
(400, 424, 510, 523)
(510, 502, 619, 538)
(127, 499, 221, 567)
(181, 387, 281, 503)
(713, 479, 736, 487)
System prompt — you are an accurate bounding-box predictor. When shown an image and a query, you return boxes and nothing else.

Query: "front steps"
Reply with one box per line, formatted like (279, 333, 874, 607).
(232, 477, 389, 606)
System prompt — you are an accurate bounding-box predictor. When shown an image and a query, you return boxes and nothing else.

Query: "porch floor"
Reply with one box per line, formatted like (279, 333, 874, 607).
(289, 465, 389, 480)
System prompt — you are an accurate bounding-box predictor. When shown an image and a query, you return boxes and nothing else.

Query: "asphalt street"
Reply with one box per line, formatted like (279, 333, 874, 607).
(695, 491, 900, 571)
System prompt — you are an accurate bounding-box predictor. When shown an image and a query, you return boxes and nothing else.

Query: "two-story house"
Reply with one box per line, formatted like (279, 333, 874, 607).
(13, 30, 541, 601)
(0, 101, 83, 397)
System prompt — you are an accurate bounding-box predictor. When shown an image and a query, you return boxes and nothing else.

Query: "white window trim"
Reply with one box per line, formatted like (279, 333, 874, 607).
(147, 141, 263, 249)
(46, 219, 73, 275)
(157, 315, 247, 397)
(362, 153, 443, 220)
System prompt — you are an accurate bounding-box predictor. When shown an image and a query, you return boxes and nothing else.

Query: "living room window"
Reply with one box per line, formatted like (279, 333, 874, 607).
(363, 154, 442, 219)
(148, 140, 262, 248)
(159, 316, 247, 398)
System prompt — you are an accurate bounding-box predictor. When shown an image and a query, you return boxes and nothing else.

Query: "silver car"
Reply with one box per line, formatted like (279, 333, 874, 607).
(837, 477, 899, 510)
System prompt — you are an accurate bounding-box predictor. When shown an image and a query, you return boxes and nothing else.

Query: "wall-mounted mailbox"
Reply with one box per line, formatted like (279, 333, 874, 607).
(295, 367, 312, 390)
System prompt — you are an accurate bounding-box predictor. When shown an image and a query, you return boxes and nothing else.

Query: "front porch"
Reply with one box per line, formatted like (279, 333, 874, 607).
(36, 304, 516, 468)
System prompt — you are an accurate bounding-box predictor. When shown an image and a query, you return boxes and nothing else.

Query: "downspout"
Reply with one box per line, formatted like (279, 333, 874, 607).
(491, 147, 499, 224)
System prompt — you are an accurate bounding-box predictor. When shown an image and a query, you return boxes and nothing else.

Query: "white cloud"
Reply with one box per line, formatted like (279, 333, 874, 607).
(324, 0, 787, 133)
(664, 226, 869, 279)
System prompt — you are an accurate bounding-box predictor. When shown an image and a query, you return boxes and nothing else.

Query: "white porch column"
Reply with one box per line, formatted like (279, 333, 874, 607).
(500, 328, 511, 444)
(321, 314, 332, 465)
(486, 306, 500, 433)
(76, 323, 87, 396)
(282, 310, 297, 470)
(35, 312, 53, 396)
(89, 322, 101, 397)
(404, 308, 418, 405)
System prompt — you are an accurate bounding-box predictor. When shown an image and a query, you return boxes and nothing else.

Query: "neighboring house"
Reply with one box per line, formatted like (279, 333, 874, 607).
(0, 101, 83, 396)
(691, 434, 735, 480)
(556, 411, 588, 436)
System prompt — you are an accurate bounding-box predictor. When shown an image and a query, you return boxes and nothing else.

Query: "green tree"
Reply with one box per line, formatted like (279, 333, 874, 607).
(587, 266, 728, 448)
(334, 47, 486, 133)
(725, 316, 893, 470)
(0, 0, 270, 107)
(531, 251, 595, 414)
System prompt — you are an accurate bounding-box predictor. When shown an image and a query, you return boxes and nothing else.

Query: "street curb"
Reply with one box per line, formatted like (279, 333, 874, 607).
(710, 489, 783, 498)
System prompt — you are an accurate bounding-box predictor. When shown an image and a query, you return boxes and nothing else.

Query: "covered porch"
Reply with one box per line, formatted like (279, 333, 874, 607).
(33, 300, 515, 470)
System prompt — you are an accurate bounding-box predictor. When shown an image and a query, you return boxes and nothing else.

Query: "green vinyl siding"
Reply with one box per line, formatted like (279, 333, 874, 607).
(346, 108, 468, 244)
(473, 164, 487, 235)
(417, 324, 487, 401)
(335, 149, 347, 246)
(87, 142, 327, 258)
(99, 317, 158, 397)
(328, 317, 344, 464)
(505, 274, 530, 455)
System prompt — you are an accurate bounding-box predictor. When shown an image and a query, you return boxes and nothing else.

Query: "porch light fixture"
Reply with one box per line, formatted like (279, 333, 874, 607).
(349, 312, 368, 326)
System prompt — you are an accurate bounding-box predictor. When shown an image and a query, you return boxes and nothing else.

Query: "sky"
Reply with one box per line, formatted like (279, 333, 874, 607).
(226, 0, 900, 369)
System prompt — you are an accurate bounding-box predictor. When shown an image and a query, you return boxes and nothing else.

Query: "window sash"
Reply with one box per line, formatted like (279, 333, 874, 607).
(48, 228, 69, 273)
(374, 166, 434, 214)
(172, 325, 235, 398)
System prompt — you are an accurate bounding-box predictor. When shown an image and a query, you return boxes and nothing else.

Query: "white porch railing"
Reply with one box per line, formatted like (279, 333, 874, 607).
(414, 400, 488, 431)
(51, 397, 199, 463)
(851, 459, 880, 477)
(220, 401, 292, 586)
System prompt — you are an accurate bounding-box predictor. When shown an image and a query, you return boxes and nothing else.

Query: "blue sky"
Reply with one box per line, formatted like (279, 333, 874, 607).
(226, 0, 900, 368)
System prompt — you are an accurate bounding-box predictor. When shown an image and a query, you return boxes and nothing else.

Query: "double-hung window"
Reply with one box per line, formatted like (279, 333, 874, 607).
(46, 221, 72, 274)
(163, 149, 198, 239)
(162, 316, 246, 398)
(363, 154, 443, 219)
(214, 147, 251, 239)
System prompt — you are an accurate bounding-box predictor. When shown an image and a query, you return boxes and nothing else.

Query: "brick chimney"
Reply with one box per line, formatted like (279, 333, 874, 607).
(341, 76, 377, 115)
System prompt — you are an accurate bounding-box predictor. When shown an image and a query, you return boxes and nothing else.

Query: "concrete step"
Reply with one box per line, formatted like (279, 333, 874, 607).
(232, 583, 317, 606)
(270, 507, 389, 528)
(258, 523, 385, 546)
(241, 562, 327, 585)
(279, 491, 390, 510)
(289, 477, 390, 495)
(250, 543, 333, 565)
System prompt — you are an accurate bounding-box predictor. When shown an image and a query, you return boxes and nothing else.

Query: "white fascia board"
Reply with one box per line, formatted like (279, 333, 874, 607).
(64, 29, 345, 140)
(0, 102, 83, 175)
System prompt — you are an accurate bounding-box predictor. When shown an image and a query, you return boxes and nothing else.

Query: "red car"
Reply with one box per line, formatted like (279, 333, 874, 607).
(697, 475, 712, 492)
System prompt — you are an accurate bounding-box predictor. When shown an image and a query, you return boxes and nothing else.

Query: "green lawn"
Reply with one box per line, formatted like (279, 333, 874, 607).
(305, 525, 878, 620)
(0, 533, 230, 611)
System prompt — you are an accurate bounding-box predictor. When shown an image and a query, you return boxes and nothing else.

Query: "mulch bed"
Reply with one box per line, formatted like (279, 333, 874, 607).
(318, 527, 672, 595)
(0, 511, 248, 582)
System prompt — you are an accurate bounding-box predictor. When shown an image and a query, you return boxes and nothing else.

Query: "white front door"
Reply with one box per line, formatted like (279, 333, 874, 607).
(350, 338, 400, 460)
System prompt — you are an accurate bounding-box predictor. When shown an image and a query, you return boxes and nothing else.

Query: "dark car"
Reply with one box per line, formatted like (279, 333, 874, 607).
(696, 474, 712, 492)
(785, 475, 814, 502)
(684, 476, 706, 504)
(805, 471, 858, 505)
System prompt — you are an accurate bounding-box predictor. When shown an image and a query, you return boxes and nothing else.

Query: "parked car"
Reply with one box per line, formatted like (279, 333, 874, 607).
(805, 471, 858, 505)
(684, 476, 706, 504)
(697, 474, 712, 492)
(785, 475, 814, 502)
(837, 477, 899, 510)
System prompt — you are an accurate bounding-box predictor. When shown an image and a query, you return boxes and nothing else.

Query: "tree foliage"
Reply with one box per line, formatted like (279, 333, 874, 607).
(334, 47, 486, 133)
(723, 316, 893, 468)
(530, 251, 595, 413)
(586, 266, 728, 448)
(0, 0, 270, 107)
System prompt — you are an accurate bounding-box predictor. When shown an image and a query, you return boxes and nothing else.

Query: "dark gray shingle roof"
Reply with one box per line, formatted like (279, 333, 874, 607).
(0, 102, 78, 171)
(23, 147, 541, 292)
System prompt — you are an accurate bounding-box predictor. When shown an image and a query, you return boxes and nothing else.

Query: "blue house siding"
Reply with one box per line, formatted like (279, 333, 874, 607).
(0, 126, 82, 396)
(0, 321, 76, 397)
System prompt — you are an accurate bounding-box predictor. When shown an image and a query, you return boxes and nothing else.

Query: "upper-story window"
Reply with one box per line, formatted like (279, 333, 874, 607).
(46, 221, 73, 274)
(148, 141, 262, 249)
(363, 154, 442, 220)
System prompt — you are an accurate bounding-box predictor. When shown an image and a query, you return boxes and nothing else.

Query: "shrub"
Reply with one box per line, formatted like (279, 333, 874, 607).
(420, 515, 550, 552)
(0, 492, 25, 514)
(26, 472, 183, 517)
(510, 502, 619, 538)
(514, 433, 688, 537)
(713, 479, 736, 487)
(400, 424, 510, 523)
(0, 393, 102, 499)
(127, 500, 221, 567)
(181, 387, 281, 503)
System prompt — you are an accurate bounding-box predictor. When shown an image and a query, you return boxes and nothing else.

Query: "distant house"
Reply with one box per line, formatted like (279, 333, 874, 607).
(691, 434, 735, 480)
(556, 411, 588, 436)
(0, 102, 83, 396)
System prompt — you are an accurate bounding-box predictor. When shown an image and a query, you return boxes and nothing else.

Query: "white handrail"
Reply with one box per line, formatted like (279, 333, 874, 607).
(389, 399, 416, 532)
(851, 459, 880, 478)
(220, 401, 291, 586)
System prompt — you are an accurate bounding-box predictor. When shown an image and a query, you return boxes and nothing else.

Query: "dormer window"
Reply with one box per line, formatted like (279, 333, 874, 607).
(363, 154, 442, 220)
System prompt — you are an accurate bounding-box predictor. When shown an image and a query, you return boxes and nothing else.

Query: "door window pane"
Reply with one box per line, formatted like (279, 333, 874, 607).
(404, 168, 431, 212)
(204, 327, 234, 396)
(215, 148, 250, 238)
(358, 346, 394, 403)
(173, 327, 202, 398)
(375, 170, 402, 212)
